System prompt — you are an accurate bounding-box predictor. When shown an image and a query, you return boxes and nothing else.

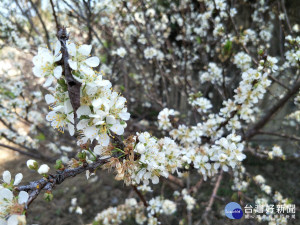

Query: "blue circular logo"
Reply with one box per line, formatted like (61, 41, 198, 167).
(225, 202, 243, 219)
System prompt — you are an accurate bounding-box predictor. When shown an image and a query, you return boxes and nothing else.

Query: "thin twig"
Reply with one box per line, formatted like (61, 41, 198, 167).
(16, 157, 109, 209)
(0, 143, 42, 159)
(201, 170, 223, 225)
(131, 185, 148, 207)
(50, 0, 60, 31)
(244, 78, 300, 140)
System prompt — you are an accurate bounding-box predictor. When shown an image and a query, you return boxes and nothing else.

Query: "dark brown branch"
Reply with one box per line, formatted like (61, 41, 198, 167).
(16, 157, 109, 208)
(166, 174, 184, 187)
(244, 79, 300, 140)
(201, 170, 223, 225)
(57, 28, 81, 127)
(0, 143, 42, 159)
(131, 185, 148, 207)
(14, 0, 41, 36)
(281, 0, 293, 33)
(268, 75, 291, 91)
(28, 0, 50, 48)
(258, 131, 300, 142)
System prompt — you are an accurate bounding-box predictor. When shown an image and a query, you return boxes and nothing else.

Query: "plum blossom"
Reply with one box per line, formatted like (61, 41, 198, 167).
(32, 41, 62, 87)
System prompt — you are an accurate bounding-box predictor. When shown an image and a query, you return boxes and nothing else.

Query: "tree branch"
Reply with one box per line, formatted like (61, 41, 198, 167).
(258, 131, 300, 142)
(57, 27, 81, 127)
(50, 0, 60, 32)
(0, 143, 43, 159)
(244, 79, 300, 140)
(28, 0, 50, 48)
(201, 170, 223, 225)
(16, 157, 109, 209)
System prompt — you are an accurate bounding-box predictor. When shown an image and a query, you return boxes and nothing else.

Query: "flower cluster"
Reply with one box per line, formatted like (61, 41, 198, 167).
(32, 41, 62, 87)
(253, 174, 292, 225)
(268, 145, 284, 159)
(199, 62, 222, 85)
(189, 95, 212, 114)
(234, 67, 271, 122)
(33, 40, 130, 148)
(128, 133, 183, 185)
(0, 171, 28, 225)
(157, 108, 179, 130)
(210, 134, 246, 171)
(182, 189, 196, 211)
(93, 198, 146, 225)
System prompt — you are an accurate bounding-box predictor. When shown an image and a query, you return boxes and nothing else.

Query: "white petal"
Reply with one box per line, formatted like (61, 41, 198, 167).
(68, 123, 75, 136)
(53, 66, 62, 79)
(222, 165, 229, 172)
(73, 75, 84, 83)
(92, 98, 102, 108)
(32, 55, 40, 66)
(78, 44, 92, 56)
(99, 133, 110, 146)
(86, 85, 97, 95)
(7, 215, 18, 225)
(46, 111, 56, 121)
(106, 115, 116, 125)
(110, 124, 124, 135)
(237, 153, 246, 161)
(18, 191, 29, 204)
(137, 168, 146, 180)
(144, 172, 151, 180)
(77, 119, 89, 130)
(3, 170, 11, 184)
(55, 53, 62, 62)
(54, 41, 61, 56)
(43, 76, 54, 87)
(67, 42, 77, 56)
(0, 219, 7, 225)
(115, 97, 126, 108)
(0, 188, 13, 201)
(68, 59, 78, 70)
(32, 66, 43, 77)
(64, 99, 73, 114)
(80, 64, 94, 76)
(45, 94, 55, 104)
(77, 106, 91, 117)
(214, 163, 220, 170)
(119, 112, 130, 121)
(152, 176, 159, 184)
(84, 57, 100, 67)
(13, 173, 23, 185)
(94, 145, 103, 155)
(84, 126, 98, 139)
(53, 105, 64, 112)
(95, 79, 111, 87)
(86, 170, 91, 179)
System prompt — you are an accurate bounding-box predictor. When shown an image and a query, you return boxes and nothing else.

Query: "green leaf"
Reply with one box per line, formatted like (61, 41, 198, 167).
(100, 55, 107, 64)
(196, 36, 201, 44)
(223, 40, 232, 55)
(54, 159, 63, 170)
(35, 133, 45, 141)
(57, 78, 68, 91)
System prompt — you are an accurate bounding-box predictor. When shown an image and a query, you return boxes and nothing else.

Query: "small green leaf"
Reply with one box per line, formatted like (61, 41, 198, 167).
(35, 133, 45, 141)
(196, 36, 201, 44)
(223, 40, 232, 55)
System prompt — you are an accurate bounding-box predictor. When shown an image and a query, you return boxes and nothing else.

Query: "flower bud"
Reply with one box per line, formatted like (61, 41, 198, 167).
(27, 159, 38, 170)
(38, 164, 50, 174)
(44, 192, 53, 202)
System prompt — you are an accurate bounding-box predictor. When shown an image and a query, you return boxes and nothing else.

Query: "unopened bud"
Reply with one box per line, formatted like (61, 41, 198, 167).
(27, 159, 38, 170)
(38, 164, 50, 174)
(44, 192, 53, 202)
